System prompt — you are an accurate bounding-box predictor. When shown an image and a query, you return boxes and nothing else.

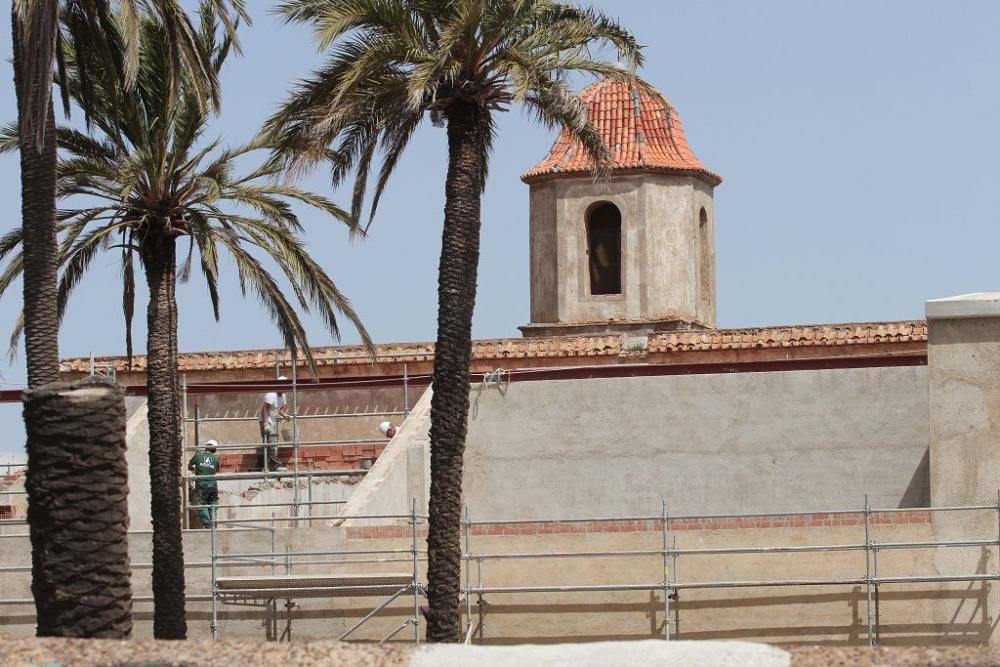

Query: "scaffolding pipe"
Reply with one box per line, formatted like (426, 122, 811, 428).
(403, 363, 410, 416)
(188, 500, 346, 511)
(864, 494, 874, 647)
(873, 539, 880, 645)
(337, 587, 408, 641)
(186, 411, 407, 423)
(464, 505, 472, 643)
(462, 503, 997, 527)
(186, 469, 363, 483)
(662, 500, 670, 641)
(216, 547, 425, 559)
(411, 497, 421, 644)
(380, 619, 414, 645)
(210, 519, 219, 640)
(183, 438, 389, 452)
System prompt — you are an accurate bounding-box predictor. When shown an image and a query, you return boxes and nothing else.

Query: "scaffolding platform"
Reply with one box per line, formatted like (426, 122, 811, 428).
(216, 573, 414, 600)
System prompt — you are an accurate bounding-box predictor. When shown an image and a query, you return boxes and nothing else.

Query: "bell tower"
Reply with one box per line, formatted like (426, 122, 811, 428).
(519, 79, 722, 337)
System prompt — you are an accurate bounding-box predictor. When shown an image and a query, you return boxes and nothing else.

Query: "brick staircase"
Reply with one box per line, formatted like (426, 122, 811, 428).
(219, 443, 388, 472)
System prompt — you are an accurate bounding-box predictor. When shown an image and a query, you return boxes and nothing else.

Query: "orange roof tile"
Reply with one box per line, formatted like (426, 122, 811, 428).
(60, 321, 927, 375)
(522, 78, 721, 185)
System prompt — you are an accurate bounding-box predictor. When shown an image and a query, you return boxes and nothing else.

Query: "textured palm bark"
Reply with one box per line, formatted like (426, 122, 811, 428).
(14, 4, 70, 639)
(12, 7, 60, 389)
(425, 101, 484, 643)
(142, 234, 187, 639)
(23, 379, 133, 637)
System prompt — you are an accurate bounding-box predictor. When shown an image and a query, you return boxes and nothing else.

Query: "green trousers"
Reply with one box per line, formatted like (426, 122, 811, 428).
(195, 485, 219, 528)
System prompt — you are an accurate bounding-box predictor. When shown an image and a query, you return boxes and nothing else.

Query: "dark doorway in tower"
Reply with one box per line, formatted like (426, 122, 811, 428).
(586, 203, 622, 295)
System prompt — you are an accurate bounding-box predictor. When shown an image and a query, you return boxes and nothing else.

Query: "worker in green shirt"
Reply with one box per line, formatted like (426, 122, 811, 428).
(188, 439, 221, 529)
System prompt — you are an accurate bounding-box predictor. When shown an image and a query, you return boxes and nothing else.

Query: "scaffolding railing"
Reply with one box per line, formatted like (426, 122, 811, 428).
(459, 494, 1000, 646)
(181, 353, 419, 527)
(1, 496, 1000, 645)
(209, 499, 426, 644)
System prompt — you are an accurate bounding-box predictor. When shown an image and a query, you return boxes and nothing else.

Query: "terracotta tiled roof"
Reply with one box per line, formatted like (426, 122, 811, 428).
(60, 321, 926, 375)
(522, 78, 722, 185)
(648, 321, 927, 353)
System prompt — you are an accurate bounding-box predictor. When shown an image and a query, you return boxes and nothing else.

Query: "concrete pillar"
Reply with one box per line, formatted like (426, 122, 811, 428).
(927, 293, 1000, 643)
(927, 293, 1000, 507)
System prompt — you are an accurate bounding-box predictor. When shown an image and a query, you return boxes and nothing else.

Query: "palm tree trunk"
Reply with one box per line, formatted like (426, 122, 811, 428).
(14, 4, 77, 639)
(425, 101, 484, 643)
(142, 232, 187, 640)
(12, 6, 60, 389)
(23, 379, 133, 637)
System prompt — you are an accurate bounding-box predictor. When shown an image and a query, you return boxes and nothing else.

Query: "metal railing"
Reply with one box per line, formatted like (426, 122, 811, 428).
(180, 353, 417, 526)
(1, 497, 1000, 645)
(460, 494, 1000, 646)
(209, 499, 425, 644)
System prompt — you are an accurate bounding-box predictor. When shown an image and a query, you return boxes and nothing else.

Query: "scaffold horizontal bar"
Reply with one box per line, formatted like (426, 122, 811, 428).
(187, 470, 364, 482)
(463, 503, 998, 526)
(184, 438, 388, 452)
(186, 412, 406, 423)
(188, 500, 347, 510)
(217, 547, 425, 559)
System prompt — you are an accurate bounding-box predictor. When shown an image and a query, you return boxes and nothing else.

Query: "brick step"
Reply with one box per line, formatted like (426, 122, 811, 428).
(218, 443, 387, 472)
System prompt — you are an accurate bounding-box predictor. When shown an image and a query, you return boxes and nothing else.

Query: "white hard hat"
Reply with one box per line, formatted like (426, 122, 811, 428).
(378, 421, 393, 436)
(277, 375, 288, 381)
(205, 439, 219, 450)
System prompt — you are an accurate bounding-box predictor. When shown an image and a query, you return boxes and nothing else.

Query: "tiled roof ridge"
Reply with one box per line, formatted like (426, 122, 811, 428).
(60, 320, 927, 374)
(522, 77, 722, 185)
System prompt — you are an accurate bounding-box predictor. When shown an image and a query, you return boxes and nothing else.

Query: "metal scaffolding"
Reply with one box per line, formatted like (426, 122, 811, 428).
(181, 351, 425, 525)
(459, 495, 1000, 646)
(208, 500, 425, 644)
(1, 496, 1000, 644)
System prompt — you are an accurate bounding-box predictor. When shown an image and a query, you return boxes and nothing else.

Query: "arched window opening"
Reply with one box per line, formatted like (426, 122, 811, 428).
(587, 203, 622, 295)
(698, 207, 711, 309)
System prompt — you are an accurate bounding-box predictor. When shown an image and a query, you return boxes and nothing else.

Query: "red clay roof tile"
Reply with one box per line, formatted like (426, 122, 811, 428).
(60, 321, 927, 375)
(522, 78, 721, 185)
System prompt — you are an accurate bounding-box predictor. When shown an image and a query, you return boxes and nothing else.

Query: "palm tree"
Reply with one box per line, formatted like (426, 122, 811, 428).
(2, 9, 371, 640)
(11, 0, 247, 638)
(266, 0, 646, 642)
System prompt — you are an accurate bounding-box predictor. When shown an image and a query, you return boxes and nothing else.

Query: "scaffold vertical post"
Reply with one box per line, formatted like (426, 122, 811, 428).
(307, 473, 313, 524)
(403, 363, 410, 417)
(186, 392, 198, 530)
(873, 538, 880, 645)
(476, 553, 484, 642)
(411, 497, 420, 644)
(662, 499, 670, 640)
(864, 494, 874, 646)
(672, 535, 680, 638)
(210, 517, 219, 640)
(291, 351, 300, 521)
(995, 490, 1000, 581)
(464, 505, 472, 643)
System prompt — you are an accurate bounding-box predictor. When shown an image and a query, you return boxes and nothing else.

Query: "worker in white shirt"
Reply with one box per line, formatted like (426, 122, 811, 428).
(259, 377, 289, 472)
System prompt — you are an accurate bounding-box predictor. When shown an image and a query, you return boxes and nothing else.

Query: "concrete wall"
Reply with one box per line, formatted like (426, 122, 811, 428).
(463, 366, 929, 519)
(527, 173, 715, 328)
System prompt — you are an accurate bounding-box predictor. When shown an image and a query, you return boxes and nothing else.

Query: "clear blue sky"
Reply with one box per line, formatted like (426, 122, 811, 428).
(1, 1, 999, 453)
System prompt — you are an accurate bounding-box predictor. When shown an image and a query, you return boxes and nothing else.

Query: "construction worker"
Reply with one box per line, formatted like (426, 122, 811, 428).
(378, 421, 398, 439)
(259, 377, 289, 472)
(188, 439, 221, 529)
